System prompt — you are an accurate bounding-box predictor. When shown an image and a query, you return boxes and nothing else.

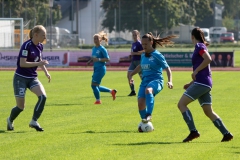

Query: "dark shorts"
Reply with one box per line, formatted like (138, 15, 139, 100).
(128, 60, 141, 75)
(13, 74, 42, 98)
(184, 83, 212, 106)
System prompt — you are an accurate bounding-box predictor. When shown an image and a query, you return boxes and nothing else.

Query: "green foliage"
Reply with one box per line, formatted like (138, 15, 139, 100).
(0, 71, 239, 160)
(101, 0, 212, 33)
(221, 0, 240, 18)
(194, 0, 213, 22)
(222, 14, 235, 30)
(2, 0, 62, 28)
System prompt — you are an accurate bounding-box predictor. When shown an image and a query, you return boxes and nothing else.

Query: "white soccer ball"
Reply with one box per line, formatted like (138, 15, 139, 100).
(138, 122, 154, 132)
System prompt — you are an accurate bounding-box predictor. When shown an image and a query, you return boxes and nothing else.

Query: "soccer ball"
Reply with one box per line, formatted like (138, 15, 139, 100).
(138, 122, 154, 132)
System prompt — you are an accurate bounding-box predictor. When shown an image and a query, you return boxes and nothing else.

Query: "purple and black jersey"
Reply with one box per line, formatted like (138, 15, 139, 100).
(15, 39, 43, 78)
(131, 40, 143, 61)
(192, 43, 212, 88)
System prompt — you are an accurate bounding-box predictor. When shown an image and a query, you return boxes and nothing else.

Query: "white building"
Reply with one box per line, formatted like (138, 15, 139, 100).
(56, 0, 105, 45)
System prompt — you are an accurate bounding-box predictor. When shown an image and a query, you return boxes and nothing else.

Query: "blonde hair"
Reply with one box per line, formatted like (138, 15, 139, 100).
(142, 32, 177, 48)
(132, 30, 140, 37)
(94, 31, 108, 45)
(29, 25, 46, 39)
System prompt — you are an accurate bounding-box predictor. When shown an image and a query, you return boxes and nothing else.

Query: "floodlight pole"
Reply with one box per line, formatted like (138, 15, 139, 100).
(2, 0, 4, 17)
(76, 0, 79, 46)
(49, 0, 53, 52)
(71, 0, 73, 34)
(142, 0, 144, 34)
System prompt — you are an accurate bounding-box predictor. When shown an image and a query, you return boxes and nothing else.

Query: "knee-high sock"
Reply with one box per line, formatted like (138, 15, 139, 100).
(182, 110, 197, 131)
(130, 81, 135, 91)
(32, 95, 47, 121)
(146, 93, 154, 115)
(213, 118, 229, 135)
(91, 85, 100, 100)
(99, 86, 111, 92)
(9, 106, 23, 122)
(139, 109, 147, 119)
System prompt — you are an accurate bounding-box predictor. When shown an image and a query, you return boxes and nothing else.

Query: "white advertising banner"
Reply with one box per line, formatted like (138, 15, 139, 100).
(0, 51, 69, 66)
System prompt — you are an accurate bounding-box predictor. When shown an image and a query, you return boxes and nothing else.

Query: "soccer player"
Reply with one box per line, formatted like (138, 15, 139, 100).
(7, 25, 51, 132)
(129, 32, 175, 130)
(127, 30, 144, 96)
(87, 31, 117, 104)
(177, 27, 233, 142)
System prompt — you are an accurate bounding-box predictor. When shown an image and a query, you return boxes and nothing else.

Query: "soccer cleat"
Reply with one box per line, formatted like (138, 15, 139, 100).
(142, 114, 152, 123)
(111, 89, 117, 100)
(94, 100, 102, 104)
(221, 132, 233, 142)
(29, 120, 44, 132)
(128, 91, 136, 96)
(183, 130, 200, 142)
(7, 117, 14, 131)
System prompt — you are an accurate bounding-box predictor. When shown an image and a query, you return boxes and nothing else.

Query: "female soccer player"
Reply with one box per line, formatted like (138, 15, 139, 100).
(87, 31, 117, 104)
(7, 25, 51, 132)
(129, 32, 175, 130)
(127, 30, 144, 96)
(177, 27, 233, 142)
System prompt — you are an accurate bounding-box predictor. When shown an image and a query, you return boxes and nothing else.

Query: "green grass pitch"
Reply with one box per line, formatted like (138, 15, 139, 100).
(0, 71, 239, 160)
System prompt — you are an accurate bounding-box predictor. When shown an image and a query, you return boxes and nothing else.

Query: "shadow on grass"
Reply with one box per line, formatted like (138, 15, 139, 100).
(46, 103, 83, 106)
(234, 152, 240, 154)
(0, 130, 6, 133)
(1, 130, 26, 134)
(77, 95, 131, 98)
(230, 146, 240, 148)
(11, 131, 27, 133)
(113, 141, 182, 145)
(69, 130, 137, 134)
(87, 130, 137, 133)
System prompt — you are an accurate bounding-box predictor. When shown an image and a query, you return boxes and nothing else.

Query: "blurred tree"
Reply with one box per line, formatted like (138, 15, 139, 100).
(221, 0, 240, 30)
(222, 0, 240, 18)
(101, 0, 212, 33)
(193, 0, 213, 23)
(2, 0, 62, 29)
(222, 14, 235, 30)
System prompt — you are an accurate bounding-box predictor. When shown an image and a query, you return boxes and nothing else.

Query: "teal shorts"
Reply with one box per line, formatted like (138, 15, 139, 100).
(138, 80, 163, 98)
(92, 66, 106, 85)
(184, 83, 212, 106)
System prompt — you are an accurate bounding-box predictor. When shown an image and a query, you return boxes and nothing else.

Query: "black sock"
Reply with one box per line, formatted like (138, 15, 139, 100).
(130, 83, 135, 92)
(9, 106, 23, 122)
(32, 95, 47, 121)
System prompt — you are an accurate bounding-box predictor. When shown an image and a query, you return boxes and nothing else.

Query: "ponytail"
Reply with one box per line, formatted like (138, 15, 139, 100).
(29, 29, 33, 39)
(94, 31, 108, 45)
(142, 32, 177, 49)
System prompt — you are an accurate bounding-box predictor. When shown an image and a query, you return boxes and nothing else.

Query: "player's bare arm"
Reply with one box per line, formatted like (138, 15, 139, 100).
(165, 67, 173, 89)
